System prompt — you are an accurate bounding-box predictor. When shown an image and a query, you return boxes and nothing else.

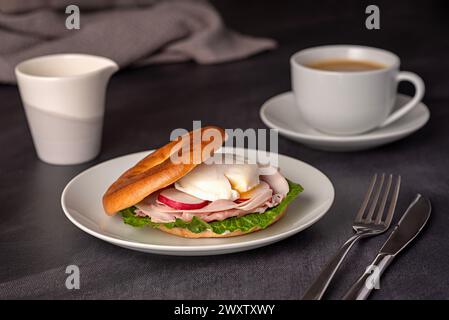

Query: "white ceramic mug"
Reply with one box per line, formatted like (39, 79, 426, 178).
(291, 45, 425, 135)
(15, 54, 118, 165)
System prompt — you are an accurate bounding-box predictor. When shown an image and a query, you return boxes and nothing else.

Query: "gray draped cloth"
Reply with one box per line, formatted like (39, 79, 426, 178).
(0, 0, 277, 83)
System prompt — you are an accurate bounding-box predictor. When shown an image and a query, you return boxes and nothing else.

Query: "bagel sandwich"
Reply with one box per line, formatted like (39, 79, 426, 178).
(103, 126, 303, 238)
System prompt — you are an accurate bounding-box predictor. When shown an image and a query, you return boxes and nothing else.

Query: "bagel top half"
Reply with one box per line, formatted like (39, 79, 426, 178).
(102, 126, 226, 215)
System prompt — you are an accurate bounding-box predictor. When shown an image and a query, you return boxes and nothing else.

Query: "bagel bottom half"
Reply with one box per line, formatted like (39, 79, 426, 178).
(156, 207, 287, 238)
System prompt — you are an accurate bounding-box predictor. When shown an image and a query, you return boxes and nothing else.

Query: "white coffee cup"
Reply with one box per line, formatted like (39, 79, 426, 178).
(290, 45, 425, 135)
(15, 54, 118, 165)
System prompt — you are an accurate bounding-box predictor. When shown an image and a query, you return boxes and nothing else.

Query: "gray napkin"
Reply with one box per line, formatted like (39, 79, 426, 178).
(0, 0, 160, 13)
(0, 0, 276, 83)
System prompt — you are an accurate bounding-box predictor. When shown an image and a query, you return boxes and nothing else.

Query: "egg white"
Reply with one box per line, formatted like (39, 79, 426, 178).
(174, 155, 260, 201)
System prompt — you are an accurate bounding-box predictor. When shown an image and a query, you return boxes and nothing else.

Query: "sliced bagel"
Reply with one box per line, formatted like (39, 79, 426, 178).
(103, 126, 226, 215)
(156, 207, 287, 238)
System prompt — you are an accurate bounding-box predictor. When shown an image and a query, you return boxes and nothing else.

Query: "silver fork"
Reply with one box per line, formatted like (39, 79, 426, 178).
(302, 173, 401, 300)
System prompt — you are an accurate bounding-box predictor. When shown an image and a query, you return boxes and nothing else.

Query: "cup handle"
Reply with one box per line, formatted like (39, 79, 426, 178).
(379, 71, 425, 127)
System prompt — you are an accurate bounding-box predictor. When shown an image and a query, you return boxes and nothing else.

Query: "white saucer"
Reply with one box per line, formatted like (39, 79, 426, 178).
(260, 92, 430, 151)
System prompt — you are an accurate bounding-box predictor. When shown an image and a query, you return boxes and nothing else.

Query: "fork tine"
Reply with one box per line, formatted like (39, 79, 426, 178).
(354, 174, 378, 223)
(364, 173, 385, 222)
(383, 175, 401, 228)
(374, 174, 393, 224)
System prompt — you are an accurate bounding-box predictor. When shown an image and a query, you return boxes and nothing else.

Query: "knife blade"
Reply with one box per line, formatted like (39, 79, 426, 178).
(379, 194, 431, 256)
(342, 194, 431, 300)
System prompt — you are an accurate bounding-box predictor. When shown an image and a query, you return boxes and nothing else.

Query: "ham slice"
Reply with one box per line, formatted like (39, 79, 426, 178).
(135, 207, 181, 223)
(200, 208, 243, 222)
(154, 198, 237, 214)
(150, 181, 272, 214)
(260, 170, 289, 196)
(135, 176, 288, 223)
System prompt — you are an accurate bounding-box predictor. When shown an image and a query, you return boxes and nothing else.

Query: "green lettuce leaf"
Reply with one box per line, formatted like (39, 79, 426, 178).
(120, 180, 303, 234)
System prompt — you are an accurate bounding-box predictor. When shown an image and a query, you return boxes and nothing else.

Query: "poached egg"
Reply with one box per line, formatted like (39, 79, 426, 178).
(174, 154, 259, 201)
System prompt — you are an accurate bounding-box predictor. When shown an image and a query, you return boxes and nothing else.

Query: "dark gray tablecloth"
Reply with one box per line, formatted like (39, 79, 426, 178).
(0, 0, 448, 299)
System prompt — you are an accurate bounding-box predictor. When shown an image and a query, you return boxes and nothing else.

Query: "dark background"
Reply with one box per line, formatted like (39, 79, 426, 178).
(0, 0, 448, 299)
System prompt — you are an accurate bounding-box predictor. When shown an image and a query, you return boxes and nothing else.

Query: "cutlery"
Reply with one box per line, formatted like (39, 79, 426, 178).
(303, 173, 401, 300)
(342, 194, 431, 300)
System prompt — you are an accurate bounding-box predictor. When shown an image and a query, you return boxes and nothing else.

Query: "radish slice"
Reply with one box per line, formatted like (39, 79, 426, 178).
(157, 188, 209, 210)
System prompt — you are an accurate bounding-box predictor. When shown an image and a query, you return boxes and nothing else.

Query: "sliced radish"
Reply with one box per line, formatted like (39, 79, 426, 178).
(157, 188, 209, 210)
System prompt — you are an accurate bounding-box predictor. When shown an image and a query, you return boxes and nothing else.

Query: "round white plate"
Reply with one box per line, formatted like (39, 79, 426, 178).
(61, 149, 334, 256)
(260, 92, 430, 151)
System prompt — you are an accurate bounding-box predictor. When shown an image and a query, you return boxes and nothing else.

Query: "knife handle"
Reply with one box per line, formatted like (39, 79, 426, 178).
(342, 253, 394, 300)
(303, 234, 363, 300)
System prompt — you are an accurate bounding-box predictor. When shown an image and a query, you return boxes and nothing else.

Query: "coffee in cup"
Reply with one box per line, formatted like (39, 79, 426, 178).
(290, 45, 425, 135)
(306, 59, 386, 72)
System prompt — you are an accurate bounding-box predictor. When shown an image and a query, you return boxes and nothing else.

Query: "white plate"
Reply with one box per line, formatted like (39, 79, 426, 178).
(61, 149, 334, 256)
(260, 92, 430, 151)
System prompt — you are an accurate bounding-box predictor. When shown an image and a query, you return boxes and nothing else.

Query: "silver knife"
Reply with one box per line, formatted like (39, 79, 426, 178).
(342, 194, 431, 300)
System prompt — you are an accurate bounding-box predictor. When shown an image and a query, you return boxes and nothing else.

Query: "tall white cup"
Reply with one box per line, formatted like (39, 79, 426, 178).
(291, 45, 425, 135)
(15, 54, 118, 165)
